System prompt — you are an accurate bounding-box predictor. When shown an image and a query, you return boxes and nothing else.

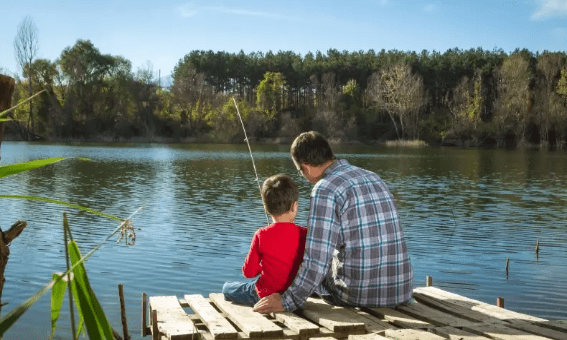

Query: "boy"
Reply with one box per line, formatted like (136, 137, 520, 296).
(222, 174, 307, 306)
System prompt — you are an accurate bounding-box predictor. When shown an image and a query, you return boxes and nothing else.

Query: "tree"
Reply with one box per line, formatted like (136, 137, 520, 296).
(534, 53, 565, 146)
(256, 72, 286, 117)
(494, 54, 533, 142)
(13, 16, 39, 138)
(445, 70, 483, 141)
(367, 63, 426, 139)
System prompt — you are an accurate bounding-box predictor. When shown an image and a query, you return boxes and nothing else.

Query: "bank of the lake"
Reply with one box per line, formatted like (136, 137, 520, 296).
(0, 142, 565, 339)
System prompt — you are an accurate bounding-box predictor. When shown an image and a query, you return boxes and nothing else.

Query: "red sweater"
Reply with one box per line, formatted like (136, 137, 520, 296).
(242, 222, 307, 298)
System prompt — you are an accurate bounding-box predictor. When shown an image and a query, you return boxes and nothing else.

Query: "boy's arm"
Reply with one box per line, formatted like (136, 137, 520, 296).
(242, 231, 261, 278)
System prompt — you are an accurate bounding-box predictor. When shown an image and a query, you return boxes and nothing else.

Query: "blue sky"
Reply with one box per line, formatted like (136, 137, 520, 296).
(1, 0, 566, 79)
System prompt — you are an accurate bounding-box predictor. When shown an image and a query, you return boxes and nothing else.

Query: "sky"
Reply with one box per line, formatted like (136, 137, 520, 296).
(1, 0, 566, 80)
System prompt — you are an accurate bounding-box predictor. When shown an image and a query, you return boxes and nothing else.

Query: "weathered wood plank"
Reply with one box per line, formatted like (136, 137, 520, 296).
(535, 320, 567, 333)
(348, 333, 390, 340)
(272, 311, 320, 335)
(506, 319, 567, 340)
(209, 293, 283, 338)
(412, 289, 496, 323)
(396, 300, 480, 327)
(463, 322, 555, 340)
(149, 296, 198, 340)
(366, 306, 430, 329)
(185, 294, 238, 339)
(383, 329, 447, 340)
(430, 326, 493, 340)
(352, 310, 397, 332)
(300, 298, 366, 333)
(414, 287, 547, 323)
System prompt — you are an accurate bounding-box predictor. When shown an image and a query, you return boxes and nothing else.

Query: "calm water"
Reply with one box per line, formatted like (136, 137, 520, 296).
(0, 142, 566, 339)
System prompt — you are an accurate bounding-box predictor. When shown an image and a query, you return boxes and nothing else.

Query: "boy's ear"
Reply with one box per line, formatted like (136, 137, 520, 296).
(291, 201, 298, 213)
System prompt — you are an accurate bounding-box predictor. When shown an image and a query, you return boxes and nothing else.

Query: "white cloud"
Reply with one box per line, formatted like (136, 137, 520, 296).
(178, 3, 297, 20)
(532, 0, 567, 20)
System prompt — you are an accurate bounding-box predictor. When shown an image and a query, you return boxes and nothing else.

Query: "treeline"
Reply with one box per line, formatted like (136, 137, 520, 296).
(5, 39, 567, 147)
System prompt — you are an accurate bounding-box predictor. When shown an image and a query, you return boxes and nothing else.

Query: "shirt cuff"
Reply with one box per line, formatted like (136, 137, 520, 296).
(281, 291, 300, 312)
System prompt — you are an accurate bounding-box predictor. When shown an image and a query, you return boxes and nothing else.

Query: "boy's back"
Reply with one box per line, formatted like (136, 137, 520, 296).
(243, 222, 307, 298)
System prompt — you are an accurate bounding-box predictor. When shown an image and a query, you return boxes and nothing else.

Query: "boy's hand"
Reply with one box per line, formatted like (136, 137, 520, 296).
(253, 293, 284, 313)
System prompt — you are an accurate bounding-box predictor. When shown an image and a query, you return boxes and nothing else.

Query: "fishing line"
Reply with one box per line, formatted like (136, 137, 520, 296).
(232, 97, 270, 225)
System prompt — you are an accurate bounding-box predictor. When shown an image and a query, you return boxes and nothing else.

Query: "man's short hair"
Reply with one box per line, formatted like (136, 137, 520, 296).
(291, 131, 336, 167)
(261, 174, 299, 216)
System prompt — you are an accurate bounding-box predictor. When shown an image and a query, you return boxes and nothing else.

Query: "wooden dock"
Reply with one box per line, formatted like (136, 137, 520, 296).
(142, 282, 567, 340)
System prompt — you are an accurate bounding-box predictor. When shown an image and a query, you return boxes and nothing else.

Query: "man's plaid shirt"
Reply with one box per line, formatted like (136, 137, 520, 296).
(281, 160, 413, 311)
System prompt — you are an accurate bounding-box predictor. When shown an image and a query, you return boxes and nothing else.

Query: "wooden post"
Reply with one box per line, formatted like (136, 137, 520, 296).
(141, 293, 147, 337)
(497, 297, 505, 308)
(0, 74, 16, 161)
(426, 276, 433, 287)
(152, 309, 159, 340)
(118, 284, 130, 340)
(0, 220, 27, 316)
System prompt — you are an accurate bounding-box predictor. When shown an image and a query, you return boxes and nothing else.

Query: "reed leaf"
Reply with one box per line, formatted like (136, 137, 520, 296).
(50, 273, 67, 340)
(68, 240, 114, 339)
(0, 207, 142, 336)
(0, 195, 121, 221)
(0, 157, 65, 178)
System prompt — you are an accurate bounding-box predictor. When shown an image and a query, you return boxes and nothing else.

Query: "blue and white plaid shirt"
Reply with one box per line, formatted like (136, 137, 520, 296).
(281, 160, 413, 311)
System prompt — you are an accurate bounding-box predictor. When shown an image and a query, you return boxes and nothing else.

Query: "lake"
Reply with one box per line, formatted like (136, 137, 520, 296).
(0, 141, 566, 339)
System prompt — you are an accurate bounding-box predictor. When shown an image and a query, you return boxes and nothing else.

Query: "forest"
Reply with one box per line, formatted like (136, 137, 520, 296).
(4, 38, 567, 148)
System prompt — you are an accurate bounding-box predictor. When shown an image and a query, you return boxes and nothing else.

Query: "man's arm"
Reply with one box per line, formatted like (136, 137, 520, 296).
(279, 187, 340, 311)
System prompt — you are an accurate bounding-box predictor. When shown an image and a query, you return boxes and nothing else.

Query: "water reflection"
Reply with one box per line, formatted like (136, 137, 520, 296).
(0, 142, 565, 339)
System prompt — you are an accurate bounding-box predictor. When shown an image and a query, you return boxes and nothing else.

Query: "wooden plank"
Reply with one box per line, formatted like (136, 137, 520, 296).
(412, 289, 496, 323)
(185, 294, 238, 339)
(209, 293, 283, 338)
(506, 319, 567, 340)
(348, 333, 390, 340)
(352, 310, 397, 332)
(463, 322, 556, 340)
(414, 287, 547, 322)
(396, 300, 480, 327)
(272, 311, 320, 335)
(366, 306, 430, 329)
(383, 329, 446, 340)
(300, 298, 366, 333)
(535, 320, 567, 333)
(149, 296, 198, 340)
(430, 326, 493, 340)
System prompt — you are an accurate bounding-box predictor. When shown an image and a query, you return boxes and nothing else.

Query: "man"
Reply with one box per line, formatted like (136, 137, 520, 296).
(253, 131, 413, 313)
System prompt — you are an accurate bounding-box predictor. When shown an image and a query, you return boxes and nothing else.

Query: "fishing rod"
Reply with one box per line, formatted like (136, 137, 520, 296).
(232, 97, 270, 225)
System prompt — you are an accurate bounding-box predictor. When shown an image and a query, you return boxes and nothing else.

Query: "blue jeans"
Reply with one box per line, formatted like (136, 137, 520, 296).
(222, 277, 260, 307)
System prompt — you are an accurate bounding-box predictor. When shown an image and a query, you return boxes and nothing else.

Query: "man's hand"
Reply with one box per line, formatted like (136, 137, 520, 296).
(253, 293, 284, 313)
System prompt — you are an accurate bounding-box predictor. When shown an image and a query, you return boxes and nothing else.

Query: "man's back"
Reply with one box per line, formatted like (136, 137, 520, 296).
(315, 159, 413, 307)
(281, 159, 413, 311)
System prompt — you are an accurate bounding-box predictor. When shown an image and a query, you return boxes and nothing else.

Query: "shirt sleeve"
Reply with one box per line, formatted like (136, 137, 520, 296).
(281, 187, 340, 311)
(242, 231, 261, 278)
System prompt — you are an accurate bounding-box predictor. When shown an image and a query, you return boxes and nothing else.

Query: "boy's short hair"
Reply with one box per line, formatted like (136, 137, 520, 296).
(291, 131, 336, 168)
(261, 174, 299, 216)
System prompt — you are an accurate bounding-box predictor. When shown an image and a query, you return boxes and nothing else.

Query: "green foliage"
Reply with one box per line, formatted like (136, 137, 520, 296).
(50, 273, 67, 339)
(0, 157, 65, 178)
(256, 72, 286, 118)
(68, 239, 114, 339)
(557, 69, 567, 97)
(6, 44, 567, 145)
